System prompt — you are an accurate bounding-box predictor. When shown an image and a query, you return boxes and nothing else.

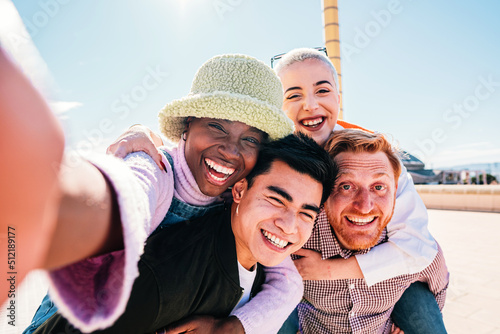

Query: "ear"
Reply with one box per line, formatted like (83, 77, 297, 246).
(232, 178, 248, 204)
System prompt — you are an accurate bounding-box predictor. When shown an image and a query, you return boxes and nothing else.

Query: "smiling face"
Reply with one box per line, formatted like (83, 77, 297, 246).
(279, 59, 340, 146)
(325, 151, 397, 251)
(231, 160, 322, 270)
(184, 117, 265, 197)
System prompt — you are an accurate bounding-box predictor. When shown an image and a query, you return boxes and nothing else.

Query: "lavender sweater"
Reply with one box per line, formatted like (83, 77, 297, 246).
(46, 141, 302, 334)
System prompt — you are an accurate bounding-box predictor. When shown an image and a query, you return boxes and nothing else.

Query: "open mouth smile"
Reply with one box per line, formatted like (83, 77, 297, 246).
(345, 216, 377, 226)
(261, 229, 289, 249)
(300, 116, 325, 129)
(205, 158, 235, 182)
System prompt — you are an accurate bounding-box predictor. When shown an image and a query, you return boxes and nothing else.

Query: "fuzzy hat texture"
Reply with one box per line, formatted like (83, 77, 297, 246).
(158, 54, 294, 142)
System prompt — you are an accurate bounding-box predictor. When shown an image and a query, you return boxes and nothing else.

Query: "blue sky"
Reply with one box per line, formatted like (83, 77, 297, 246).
(3, 0, 500, 168)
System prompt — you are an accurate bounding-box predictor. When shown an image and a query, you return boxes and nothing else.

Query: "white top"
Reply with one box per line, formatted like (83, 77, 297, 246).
(231, 262, 257, 313)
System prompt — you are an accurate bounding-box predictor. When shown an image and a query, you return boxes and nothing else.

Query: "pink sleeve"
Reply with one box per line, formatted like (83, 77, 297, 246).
(46, 152, 173, 332)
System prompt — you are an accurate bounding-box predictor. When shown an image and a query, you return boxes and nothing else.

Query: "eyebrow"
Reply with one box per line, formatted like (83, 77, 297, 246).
(284, 86, 301, 93)
(268, 186, 292, 201)
(220, 119, 264, 136)
(314, 80, 333, 87)
(267, 186, 320, 214)
(338, 171, 391, 178)
(284, 80, 333, 94)
(303, 204, 320, 214)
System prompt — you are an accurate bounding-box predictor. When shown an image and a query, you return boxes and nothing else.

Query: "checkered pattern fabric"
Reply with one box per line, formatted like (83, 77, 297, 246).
(297, 210, 449, 334)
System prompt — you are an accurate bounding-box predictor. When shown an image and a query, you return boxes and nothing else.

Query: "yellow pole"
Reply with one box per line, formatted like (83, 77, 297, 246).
(323, 0, 343, 119)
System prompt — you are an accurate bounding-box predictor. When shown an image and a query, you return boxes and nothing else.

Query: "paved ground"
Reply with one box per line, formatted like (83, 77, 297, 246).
(428, 210, 500, 334)
(1, 209, 499, 333)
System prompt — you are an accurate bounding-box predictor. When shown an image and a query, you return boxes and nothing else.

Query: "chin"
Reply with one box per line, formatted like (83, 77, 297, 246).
(312, 132, 331, 146)
(258, 256, 286, 268)
(200, 184, 227, 197)
(347, 239, 378, 251)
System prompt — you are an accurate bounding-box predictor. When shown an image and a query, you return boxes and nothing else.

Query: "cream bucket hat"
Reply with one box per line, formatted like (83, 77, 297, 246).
(158, 54, 294, 142)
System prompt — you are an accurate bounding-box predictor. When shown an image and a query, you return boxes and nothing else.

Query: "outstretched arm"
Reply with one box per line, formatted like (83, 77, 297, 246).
(41, 154, 123, 270)
(46, 151, 175, 332)
(0, 46, 123, 275)
(0, 48, 64, 305)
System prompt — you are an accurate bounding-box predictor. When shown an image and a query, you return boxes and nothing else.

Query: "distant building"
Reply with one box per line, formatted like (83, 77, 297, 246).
(402, 152, 493, 184)
(401, 151, 442, 184)
(445, 162, 500, 181)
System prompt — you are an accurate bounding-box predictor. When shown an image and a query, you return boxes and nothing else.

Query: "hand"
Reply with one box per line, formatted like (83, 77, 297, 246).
(390, 323, 404, 334)
(106, 124, 165, 170)
(293, 248, 331, 280)
(159, 315, 244, 334)
(293, 249, 364, 280)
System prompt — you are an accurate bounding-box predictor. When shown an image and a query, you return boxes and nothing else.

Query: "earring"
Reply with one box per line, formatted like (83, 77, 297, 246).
(236, 204, 239, 216)
(182, 131, 187, 141)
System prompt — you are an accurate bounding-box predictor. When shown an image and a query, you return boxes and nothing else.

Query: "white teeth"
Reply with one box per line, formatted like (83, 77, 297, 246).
(346, 216, 376, 226)
(205, 159, 235, 176)
(302, 118, 323, 126)
(208, 171, 229, 182)
(262, 230, 289, 249)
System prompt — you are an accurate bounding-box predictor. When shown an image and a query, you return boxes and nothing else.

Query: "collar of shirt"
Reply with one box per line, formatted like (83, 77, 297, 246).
(303, 209, 387, 260)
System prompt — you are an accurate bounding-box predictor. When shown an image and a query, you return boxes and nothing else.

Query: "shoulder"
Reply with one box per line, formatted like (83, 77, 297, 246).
(335, 120, 374, 133)
(144, 209, 227, 259)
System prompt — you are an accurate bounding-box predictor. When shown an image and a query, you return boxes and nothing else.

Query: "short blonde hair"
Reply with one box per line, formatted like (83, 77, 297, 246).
(274, 48, 339, 94)
(324, 129, 402, 181)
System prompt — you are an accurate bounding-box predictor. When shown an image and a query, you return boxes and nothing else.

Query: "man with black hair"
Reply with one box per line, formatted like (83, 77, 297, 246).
(36, 133, 337, 334)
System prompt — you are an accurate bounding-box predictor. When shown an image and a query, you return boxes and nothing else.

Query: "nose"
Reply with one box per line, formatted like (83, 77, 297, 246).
(274, 210, 298, 235)
(303, 93, 319, 112)
(353, 188, 374, 214)
(218, 139, 240, 161)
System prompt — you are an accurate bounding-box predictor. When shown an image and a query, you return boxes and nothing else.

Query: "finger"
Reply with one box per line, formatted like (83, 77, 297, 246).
(149, 149, 165, 171)
(159, 157, 167, 172)
(164, 318, 201, 334)
(293, 248, 313, 257)
(112, 144, 128, 159)
(390, 324, 402, 334)
(106, 143, 117, 155)
(163, 324, 190, 334)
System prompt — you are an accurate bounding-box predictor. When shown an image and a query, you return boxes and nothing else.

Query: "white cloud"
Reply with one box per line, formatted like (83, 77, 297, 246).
(453, 141, 491, 149)
(429, 145, 500, 168)
(49, 101, 83, 115)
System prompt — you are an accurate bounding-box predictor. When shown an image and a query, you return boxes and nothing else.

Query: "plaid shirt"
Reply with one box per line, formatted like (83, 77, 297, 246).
(297, 210, 449, 334)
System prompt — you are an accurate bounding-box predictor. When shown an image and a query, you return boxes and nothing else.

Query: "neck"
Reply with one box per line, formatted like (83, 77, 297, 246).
(231, 202, 257, 271)
(171, 140, 218, 206)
